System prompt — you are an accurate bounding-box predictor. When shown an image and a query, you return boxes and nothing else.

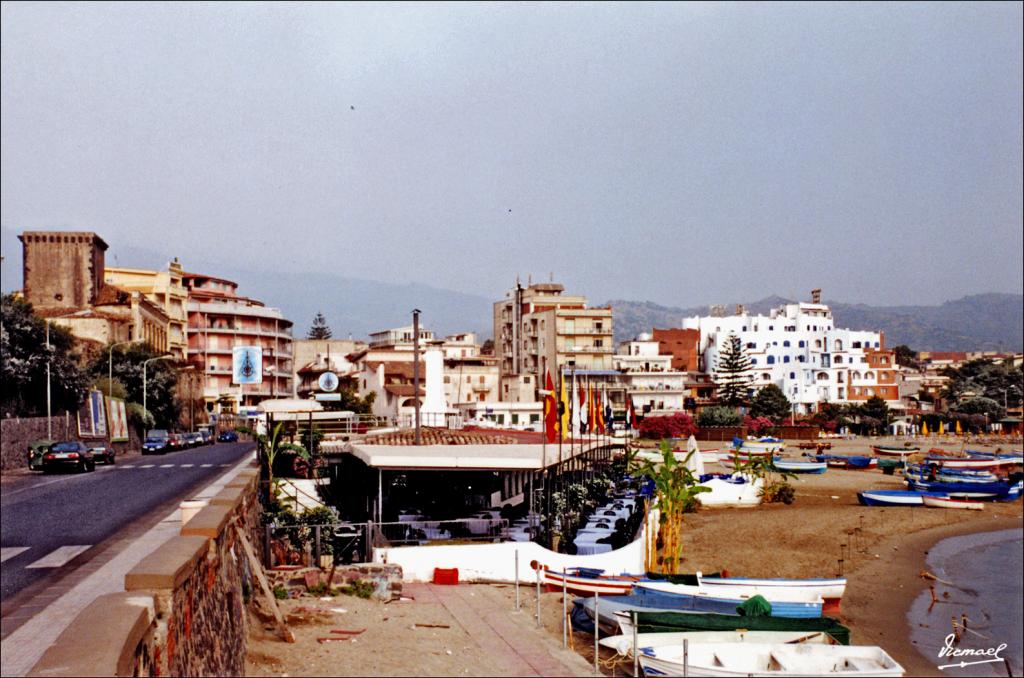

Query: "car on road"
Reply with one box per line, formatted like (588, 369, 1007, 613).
(197, 429, 213, 445)
(142, 429, 170, 455)
(167, 433, 188, 451)
(41, 441, 95, 473)
(89, 444, 116, 465)
(183, 432, 202, 448)
(27, 439, 55, 471)
(217, 430, 239, 443)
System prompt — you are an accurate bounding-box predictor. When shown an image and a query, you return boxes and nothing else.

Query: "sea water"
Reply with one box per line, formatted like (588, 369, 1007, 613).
(908, 528, 1023, 677)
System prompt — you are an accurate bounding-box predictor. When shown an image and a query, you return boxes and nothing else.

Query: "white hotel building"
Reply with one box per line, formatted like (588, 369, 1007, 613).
(682, 294, 900, 414)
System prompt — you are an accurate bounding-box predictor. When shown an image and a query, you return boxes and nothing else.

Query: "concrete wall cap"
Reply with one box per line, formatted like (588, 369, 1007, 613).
(209, 484, 245, 509)
(28, 592, 154, 677)
(180, 502, 233, 539)
(125, 535, 208, 591)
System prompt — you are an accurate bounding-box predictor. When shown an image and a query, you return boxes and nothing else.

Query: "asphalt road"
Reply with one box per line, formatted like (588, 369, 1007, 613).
(0, 441, 254, 601)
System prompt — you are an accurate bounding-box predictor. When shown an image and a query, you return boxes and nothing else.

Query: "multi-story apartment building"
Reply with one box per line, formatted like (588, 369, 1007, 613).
(613, 336, 717, 416)
(682, 291, 899, 414)
(493, 280, 614, 402)
(19, 231, 170, 353)
(104, 258, 189, 359)
(184, 272, 293, 412)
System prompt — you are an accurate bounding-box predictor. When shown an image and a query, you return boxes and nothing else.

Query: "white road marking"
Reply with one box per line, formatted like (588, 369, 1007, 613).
(200, 463, 213, 468)
(218, 463, 231, 467)
(1, 547, 30, 563)
(159, 464, 175, 468)
(139, 464, 155, 468)
(25, 545, 92, 569)
(179, 464, 194, 468)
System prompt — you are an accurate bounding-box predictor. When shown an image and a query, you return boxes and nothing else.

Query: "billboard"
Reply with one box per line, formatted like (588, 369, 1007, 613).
(232, 346, 263, 385)
(106, 396, 129, 442)
(78, 390, 109, 438)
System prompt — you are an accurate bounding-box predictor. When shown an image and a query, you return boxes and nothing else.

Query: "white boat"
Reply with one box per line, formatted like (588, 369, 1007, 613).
(637, 581, 825, 605)
(698, 574, 846, 610)
(696, 474, 763, 507)
(599, 630, 836, 658)
(921, 495, 984, 511)
(638, 642, 905, 677)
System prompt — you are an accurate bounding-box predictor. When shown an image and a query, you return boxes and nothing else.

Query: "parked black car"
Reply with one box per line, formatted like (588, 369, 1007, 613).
(42, 441, 95, 473)
(218, 430, 239, 443)
(90, 444, 116, 465)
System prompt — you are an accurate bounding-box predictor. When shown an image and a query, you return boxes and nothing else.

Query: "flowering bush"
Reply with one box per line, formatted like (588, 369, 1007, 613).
(638, 413, 698, 439)
(743, 415, 775, 435)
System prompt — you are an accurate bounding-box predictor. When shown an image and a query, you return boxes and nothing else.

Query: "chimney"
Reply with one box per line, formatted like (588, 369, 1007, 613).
(811, 289, 822, 304)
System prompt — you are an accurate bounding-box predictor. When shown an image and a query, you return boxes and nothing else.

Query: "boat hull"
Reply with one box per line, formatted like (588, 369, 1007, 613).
(699, 575, 845, 612)
(638, 642, 905, 677)
(872, 446, 919, 457)
(634, 583, 823, 618)
(541, 568, 636, 596)
(857, 490, 944, 507)
(774, 460, 827, 474)
(921, 496, 984, 510)
(630, 610, 851, 645)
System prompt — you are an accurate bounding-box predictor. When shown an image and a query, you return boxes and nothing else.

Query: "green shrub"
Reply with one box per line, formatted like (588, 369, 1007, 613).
(697, 406, 742, 428)
(340, 579, 375, 599)
(273, 585, 288, 600)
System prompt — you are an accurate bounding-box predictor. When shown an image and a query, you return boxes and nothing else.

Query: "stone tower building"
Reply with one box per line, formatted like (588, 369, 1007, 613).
(19, 231, 108, 311)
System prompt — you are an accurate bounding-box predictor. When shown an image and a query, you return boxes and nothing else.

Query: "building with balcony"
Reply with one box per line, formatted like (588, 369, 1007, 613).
(682, 290, 899, 414)
(184, 272, 293, 412)
(104, 258, 189, 359)
(293, 339, 368, 398)
(493, 279, 614, 402)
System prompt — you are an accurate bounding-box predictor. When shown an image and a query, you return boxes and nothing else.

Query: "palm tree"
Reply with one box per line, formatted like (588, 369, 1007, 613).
(239, 422, 310, 495)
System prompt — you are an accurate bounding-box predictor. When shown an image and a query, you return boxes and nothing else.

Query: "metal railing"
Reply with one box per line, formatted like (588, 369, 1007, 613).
(263, 517, 511, 568)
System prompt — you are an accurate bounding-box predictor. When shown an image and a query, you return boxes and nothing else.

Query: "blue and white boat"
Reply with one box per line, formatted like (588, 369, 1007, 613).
(698, 574, 846, 611)
(857, 489, 945, 507)
(635, 582, 823, 618)
(774, 459, 828, 474)
(907, 478, 1022, 500)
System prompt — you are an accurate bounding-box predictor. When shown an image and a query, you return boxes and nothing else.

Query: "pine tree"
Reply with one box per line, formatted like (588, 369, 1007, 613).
(307, 311, 333, 340)
(715, 333, 752, 407)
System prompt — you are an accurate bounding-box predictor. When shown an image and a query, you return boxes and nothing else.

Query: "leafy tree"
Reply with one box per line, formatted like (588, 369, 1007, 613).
(638, 413, 697, 440)
(950, 396, 1005, 422)
(714, 334, 751, 406)
(860, 395, 890, 427)
(942, 359, 1023, 408)
(1, 294, 89, 417)
(321, 387, 376, 415)
(697, 406, 742, 428)
(742, 415, 775, 435)
(748, 384, 792, 422)
(892, 345, 920, 370)
(307, 312, 333, 340)
(90, 342, 180, 428)
(480, 339, 494, 355)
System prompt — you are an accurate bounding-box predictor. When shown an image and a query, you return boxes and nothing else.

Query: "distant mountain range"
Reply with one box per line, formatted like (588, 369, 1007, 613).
(607, 294, 1024, 352)
(2, 227, 1020, 351)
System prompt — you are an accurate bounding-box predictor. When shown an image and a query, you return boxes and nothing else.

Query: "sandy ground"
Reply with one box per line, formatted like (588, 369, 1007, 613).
(247, 436, 1023, 677)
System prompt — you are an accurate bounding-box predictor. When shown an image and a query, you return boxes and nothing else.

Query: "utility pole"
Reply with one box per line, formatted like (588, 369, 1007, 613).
(412, 309, 422, 445)
(46, 320, 52, 440)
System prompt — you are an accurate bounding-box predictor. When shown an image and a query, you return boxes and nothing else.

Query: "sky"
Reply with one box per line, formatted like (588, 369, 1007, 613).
(2, 2, 1022, 308)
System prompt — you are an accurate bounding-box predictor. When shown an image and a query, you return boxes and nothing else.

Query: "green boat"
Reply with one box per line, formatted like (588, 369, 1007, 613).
(877, 458, 905, 475)
(634, 610, 851, 645)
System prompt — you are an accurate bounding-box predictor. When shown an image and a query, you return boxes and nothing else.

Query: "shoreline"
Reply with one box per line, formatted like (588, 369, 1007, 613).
(841, 517, 1023, 677)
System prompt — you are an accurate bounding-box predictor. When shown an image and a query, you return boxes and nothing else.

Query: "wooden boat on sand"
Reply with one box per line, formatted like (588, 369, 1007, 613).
(638, 641, 905, 677)
(921, 495, 984, 510)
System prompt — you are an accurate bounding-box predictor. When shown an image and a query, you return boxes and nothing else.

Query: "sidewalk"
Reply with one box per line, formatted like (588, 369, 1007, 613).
(0, 454, 257, 677)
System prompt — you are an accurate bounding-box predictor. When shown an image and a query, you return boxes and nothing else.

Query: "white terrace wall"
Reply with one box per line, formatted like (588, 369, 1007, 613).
(374, 510, 654, 583)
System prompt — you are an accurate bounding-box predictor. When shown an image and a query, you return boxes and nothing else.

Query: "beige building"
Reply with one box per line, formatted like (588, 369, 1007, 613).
(292, 338, 367, 398)
(493, 280, 614, 402)
(104, 259, 189, 359)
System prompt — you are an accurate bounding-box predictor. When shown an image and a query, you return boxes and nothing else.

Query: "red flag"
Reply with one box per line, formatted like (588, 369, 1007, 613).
(595, 388, 605, 434)
(544, 370, 558, 443)
(627, 396, 638, 429)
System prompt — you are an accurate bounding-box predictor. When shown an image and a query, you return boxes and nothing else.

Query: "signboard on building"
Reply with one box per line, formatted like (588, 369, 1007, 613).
(78, 390, 109, 438)
(318, 371, 339, 392)
(232, 346, 263, 385)
(106, 396, 129, 442)
(314, 393, 341, 401)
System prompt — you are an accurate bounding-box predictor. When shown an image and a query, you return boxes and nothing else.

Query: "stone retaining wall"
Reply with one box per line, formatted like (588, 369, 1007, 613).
(1, 413, 140, 472)
(29, 466, 262, 677)
(266, 563, 403, 601)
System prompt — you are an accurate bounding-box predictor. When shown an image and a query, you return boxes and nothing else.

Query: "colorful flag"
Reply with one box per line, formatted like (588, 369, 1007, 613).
(578, 375, 587, 435)
(627, 395, 638, 429)
(588, 381, 596, 433)
(558, 371, 570, 440)
(595, 386, 605, 434)
(544, 370, 558, 443)
(603, 385, 612, 430)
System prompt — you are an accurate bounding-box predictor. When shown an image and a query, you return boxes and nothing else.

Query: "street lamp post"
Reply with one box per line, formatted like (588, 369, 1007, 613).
(142, 354, 174, 432)
(108, 340, 134, 402)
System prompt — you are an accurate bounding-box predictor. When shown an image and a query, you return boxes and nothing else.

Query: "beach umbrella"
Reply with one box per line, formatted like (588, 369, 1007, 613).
(939, 420, 945, 435)
(955, 419, 962, 435)
(922, 420, 929, 436)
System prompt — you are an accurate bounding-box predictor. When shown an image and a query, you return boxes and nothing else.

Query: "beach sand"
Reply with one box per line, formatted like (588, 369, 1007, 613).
(247, 437, 1023, 676)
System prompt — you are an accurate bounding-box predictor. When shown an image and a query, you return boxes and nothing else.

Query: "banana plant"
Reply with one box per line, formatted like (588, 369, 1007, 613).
(238, 422, 310, 493)
(631, 440, 710, 574)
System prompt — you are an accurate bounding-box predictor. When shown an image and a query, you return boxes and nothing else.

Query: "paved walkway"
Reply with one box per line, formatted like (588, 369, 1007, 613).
(406, 583, 592, 677)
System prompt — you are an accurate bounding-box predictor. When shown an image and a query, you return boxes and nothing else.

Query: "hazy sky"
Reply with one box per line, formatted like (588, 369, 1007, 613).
(2, 2, 1022, 307)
